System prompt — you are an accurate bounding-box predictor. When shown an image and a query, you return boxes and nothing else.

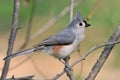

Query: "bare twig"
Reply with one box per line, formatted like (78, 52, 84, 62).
(18, 0, 36, 51)
(51, 40, 120, 80)
(1, 0, 20, 79)
(70, 0, 74, 23)
(85, 26, 120, 80)
(86, 0, 100, 21)
(6, 75, 34, 80)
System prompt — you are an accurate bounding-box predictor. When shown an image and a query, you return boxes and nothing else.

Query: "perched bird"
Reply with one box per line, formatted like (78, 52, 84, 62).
(4, 12, 90, 60)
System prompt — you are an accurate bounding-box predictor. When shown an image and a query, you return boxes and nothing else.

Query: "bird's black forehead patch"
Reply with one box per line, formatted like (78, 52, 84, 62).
(83, 20, 87, 25)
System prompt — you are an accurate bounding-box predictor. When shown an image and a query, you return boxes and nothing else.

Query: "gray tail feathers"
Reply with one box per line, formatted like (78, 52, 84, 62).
(4, 48, 36, 60)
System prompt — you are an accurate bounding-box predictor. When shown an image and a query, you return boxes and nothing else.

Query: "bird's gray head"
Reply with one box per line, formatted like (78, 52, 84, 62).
(69, 12, 91, 28)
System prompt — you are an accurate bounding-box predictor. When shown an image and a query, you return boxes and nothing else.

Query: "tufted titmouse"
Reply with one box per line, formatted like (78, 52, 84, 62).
(4, 12, 90, 60)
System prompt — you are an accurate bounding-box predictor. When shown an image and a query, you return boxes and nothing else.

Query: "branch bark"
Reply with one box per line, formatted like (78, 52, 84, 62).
(6, 75, 34, 80)
(86, 0, 100, 21)
(70, 0, 74, 23)
(85, 25, 120, 80)
(64, 57, 75, 80)
(1, 0, 20, 79)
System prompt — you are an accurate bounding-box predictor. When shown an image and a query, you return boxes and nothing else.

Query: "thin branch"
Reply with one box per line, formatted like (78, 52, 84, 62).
(6, 75, 34, 80)
(86, 0, 100, 21)
(85, 25, 120, 80)
(18, 0, 36, 51)
(51, 40, 120, 80)
(1, 0, 20, 79)
(70, 0, 74, 23)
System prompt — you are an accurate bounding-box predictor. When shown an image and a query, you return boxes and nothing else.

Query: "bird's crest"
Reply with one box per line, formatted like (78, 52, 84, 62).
(75, 12, 83, 22)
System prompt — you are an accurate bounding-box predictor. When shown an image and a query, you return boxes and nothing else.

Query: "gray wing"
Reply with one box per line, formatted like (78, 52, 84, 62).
(36, 29, 75, 46)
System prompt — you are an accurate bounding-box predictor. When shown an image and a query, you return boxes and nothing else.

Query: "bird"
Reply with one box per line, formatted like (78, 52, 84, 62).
(4, 12, 91, 60)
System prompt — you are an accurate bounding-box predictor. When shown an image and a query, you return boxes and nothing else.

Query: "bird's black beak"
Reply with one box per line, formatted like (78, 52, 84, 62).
(85, 23, 91, 27)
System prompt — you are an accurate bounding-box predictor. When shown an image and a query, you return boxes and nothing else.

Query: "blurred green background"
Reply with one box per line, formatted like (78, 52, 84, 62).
(1, 0, 120, 32)
(0, 0, 120, 79)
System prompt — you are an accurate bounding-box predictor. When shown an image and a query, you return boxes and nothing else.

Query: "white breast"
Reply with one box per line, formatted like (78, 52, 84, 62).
(56, 25, 85, 58)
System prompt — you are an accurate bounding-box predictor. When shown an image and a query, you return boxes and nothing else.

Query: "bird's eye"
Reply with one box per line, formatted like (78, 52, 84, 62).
(79, 22, 83, 26)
